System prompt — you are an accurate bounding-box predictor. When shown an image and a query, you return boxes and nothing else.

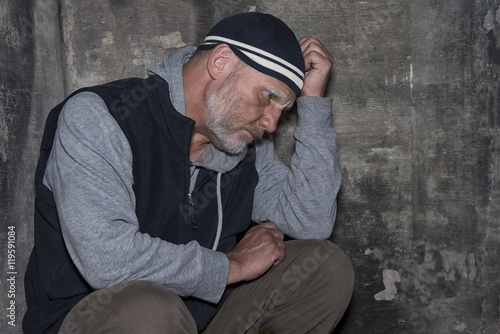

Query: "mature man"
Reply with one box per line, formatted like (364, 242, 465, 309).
(24, 12, 354, 333)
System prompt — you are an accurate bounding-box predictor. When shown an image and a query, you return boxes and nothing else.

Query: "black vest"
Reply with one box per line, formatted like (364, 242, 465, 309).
(23, 76, 259, 333)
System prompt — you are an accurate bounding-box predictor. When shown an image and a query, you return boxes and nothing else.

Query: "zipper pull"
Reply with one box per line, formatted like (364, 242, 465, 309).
(188, 193, 198, 230)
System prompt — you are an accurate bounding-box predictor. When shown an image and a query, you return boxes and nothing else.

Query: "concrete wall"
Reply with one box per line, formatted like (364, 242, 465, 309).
(1, 0, 499, 333)
(1, 0, 65, 331)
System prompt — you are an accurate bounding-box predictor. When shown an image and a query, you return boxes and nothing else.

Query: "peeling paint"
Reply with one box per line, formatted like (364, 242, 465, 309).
(453, 320, 467, 332)
(445, 268, 456, 281)
(374, 269, 400, 301)
(132, 58, 152, 66)
(409, 63, 413, 90)
(484, 8, 496, 31)
(129, 32, 187, 66)
(439, 250, 468, 279)
(363, 247, 384, 260)
(0, 98, 9, 164)
(382, 65, 413, 88)
(60, 0, 78, 92)
(147, 32, 186, 49)
(368, 147, 403, 159)
(466, 253, 477, 281)
(101, 31, 114, 46)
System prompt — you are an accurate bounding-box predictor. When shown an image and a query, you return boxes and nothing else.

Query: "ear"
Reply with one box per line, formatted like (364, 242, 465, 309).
(207, 44, 237, 80)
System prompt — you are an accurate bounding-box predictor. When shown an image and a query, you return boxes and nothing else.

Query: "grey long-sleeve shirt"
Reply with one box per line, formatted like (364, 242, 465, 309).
(43, 47, 341, 304)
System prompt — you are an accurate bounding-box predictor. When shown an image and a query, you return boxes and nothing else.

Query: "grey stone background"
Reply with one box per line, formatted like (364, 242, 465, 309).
(1, 0, 499, 333)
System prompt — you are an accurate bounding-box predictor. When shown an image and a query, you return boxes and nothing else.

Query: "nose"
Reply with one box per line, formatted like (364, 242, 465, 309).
(258, 107, 282, 133)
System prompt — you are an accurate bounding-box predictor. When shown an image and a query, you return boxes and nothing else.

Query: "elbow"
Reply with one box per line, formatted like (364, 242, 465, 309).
(290, 222, 334, 240)
(279, 204, 337, 240)
(81, 268, 120, 290)
(305, 225, 334, 240)
(314, 227, 334, 240)
(289, 210, 336, 240)
(76, 260, 128, 290)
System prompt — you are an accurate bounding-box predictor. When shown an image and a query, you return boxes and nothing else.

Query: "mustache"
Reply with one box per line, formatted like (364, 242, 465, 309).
(244, 126, 266, 140)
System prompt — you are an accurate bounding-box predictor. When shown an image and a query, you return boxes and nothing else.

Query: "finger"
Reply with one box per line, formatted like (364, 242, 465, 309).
(300, 36, 330, 57)
(302, 52, 333, 79)
(299, 35, 320, 49)
(275, 237, 286, 250)
(301, 38, 327, 54)
(302, 43, 333, 66)
(273, 247, 286, 265)
(303, 52, 329, 74)
(259, 222, 284, 238)
(268, 229, 284, 243)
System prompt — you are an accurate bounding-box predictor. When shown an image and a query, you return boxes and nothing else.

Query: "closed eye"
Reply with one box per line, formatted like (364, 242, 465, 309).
(263, 87, 295, 110)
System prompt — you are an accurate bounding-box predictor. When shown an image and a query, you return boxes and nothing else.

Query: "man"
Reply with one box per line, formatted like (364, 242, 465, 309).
(24, 12, 354, 333)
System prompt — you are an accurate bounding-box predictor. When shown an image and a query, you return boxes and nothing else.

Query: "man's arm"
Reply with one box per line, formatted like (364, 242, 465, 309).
(44, 91, 229, 302)
(252, 36, 341, 239)
(226, 102, 339, 281)
(225, 36, 340, 284)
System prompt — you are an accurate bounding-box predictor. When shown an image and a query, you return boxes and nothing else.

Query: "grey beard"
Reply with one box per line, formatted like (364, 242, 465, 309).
(206, 94, 250, 155)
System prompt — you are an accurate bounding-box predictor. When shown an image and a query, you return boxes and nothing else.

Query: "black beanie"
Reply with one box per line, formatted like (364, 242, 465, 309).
(199, 12, 305, 96)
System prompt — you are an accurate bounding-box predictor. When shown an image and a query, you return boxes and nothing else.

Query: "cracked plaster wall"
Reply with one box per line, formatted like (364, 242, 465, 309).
(1, 0, 499, 333)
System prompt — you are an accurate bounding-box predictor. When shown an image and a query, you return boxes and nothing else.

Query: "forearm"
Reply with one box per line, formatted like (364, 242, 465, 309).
(253, 96, 341, 239)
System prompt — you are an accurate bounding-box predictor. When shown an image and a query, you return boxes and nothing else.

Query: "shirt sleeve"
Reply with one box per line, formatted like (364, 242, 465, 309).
(43, 91, 228, 303)
(252, 96, 341, 239)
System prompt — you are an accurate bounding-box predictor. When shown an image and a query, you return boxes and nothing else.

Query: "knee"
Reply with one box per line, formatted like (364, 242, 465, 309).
(318, 240, 355, 294)
(107, 280, 187, 318)
(61, 280, 196, 333)
(112, 281, 197, 332)
(112, 280, 175, 302)
(288, 240, 355, 302)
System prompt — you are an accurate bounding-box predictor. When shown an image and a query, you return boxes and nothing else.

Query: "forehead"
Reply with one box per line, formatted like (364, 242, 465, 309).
(241, 65, 296, 100)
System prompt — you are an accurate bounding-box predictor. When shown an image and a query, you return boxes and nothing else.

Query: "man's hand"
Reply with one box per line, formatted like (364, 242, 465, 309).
(226, 222, 285, 285)
(299, 35, 334, 97)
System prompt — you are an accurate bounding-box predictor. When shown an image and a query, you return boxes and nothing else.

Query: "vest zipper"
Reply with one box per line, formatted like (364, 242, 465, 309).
(188, 192, 198, 229)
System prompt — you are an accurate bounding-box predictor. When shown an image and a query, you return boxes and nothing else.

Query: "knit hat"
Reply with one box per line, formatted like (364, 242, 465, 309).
(199, 12, 305, 96)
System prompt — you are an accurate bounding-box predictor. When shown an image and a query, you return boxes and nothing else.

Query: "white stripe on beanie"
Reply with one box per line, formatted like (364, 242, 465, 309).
(203, 35, 304, 90)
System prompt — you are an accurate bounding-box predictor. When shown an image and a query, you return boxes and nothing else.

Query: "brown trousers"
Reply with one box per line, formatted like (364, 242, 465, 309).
(59, 240, 354, 334)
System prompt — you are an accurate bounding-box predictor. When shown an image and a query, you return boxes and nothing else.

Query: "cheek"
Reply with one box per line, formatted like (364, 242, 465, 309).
(222, 81, 266, 124)
(228, 99, 263, 124)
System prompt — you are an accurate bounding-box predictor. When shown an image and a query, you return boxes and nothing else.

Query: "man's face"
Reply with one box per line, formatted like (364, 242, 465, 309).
(205, 63, 296, 155)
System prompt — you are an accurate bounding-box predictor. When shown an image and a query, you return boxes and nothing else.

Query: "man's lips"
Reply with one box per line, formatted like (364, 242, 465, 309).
(246, 129, 264, 140)
(241, 128, 264, 141)
(247, 131, 257, 140)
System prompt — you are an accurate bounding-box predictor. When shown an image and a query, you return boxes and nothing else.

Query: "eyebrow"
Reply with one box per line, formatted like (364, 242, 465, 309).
(264, 87, 296, 110)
